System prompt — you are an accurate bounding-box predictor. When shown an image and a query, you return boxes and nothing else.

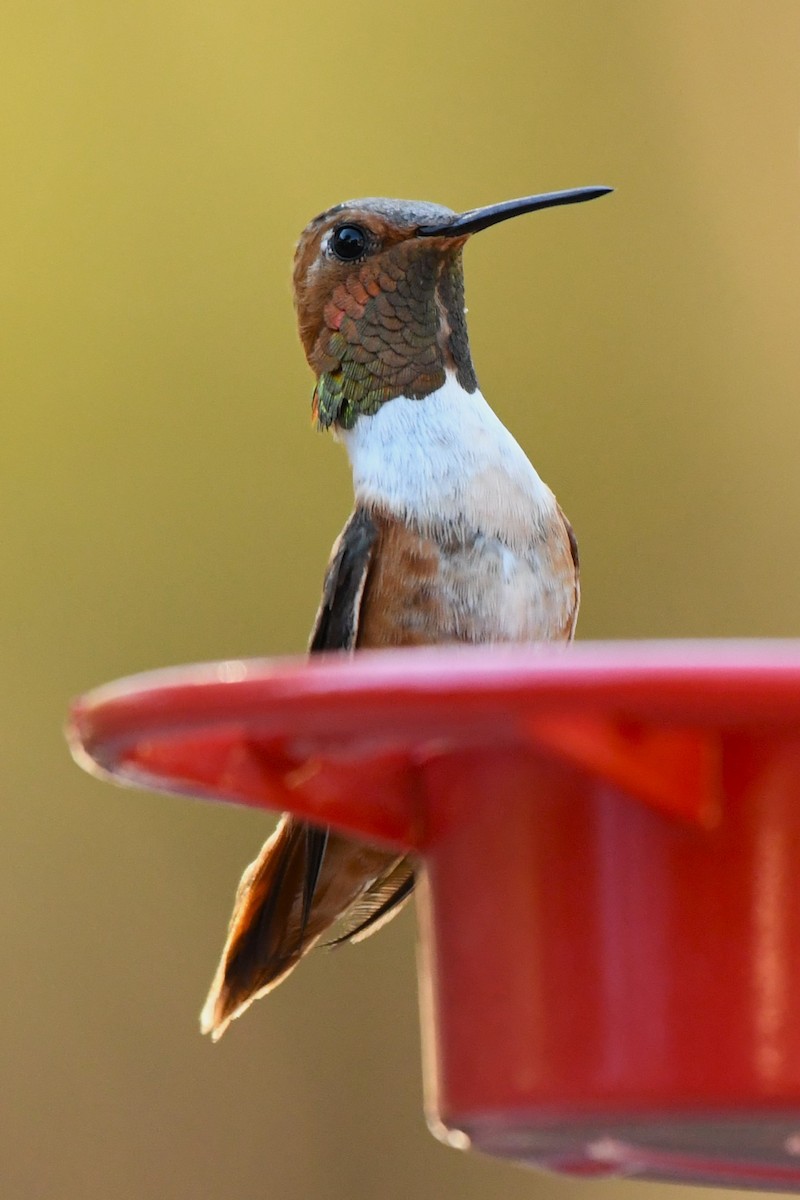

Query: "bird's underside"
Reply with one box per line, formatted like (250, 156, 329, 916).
(201, 502, 578, 1039)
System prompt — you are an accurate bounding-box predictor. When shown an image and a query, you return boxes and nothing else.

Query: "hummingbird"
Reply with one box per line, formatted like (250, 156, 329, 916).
(201, 185, 611, 1039)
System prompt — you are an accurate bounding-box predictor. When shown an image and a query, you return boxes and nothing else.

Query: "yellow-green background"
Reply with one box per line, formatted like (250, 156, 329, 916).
(3, 2, 800, 1198)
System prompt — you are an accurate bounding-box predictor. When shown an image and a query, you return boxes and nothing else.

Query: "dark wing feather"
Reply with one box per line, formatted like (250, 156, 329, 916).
(309, 506, 379, 652)
(557, 504, 580, 641)
(309, 507, 416, 946)
(301, 506, 380, 932)
(201, 508, 380, 1038)
(301, 823, 328, 934)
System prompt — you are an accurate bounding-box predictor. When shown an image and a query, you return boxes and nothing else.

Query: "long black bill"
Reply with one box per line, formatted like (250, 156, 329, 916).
(417, 186, 613, 238)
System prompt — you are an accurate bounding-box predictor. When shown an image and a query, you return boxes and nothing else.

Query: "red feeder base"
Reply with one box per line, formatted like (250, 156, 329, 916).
(68, 641, 800, 1190)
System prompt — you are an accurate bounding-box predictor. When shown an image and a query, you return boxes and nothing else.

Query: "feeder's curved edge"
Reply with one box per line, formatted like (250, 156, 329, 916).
(67, 639, 800, 842)
(66, 691, 428, 853)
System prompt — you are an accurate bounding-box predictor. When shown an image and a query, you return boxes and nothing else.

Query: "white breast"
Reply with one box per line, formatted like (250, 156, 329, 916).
(340, 372, 558, 552)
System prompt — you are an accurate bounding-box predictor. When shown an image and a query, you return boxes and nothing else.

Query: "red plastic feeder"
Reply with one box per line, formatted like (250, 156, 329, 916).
(68, 641, 800, 1190)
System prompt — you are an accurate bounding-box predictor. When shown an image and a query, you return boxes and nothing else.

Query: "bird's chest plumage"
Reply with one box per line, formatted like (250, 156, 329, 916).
(356, 509, 576, 647)
(343, 377, 579, 648)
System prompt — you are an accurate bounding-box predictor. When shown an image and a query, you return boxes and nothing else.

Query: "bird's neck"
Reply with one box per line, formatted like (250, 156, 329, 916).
(339, 372, 558, 550)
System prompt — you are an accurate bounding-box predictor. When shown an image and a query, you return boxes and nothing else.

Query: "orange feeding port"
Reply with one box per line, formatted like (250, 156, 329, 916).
(68, 640, 800, 1190)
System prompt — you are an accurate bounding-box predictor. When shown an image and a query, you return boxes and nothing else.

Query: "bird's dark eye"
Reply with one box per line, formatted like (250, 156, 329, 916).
(329, 224, 368, 261)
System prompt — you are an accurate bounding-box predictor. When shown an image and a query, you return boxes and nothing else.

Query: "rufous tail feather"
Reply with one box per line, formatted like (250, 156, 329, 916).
(201, 816, 401, 1039)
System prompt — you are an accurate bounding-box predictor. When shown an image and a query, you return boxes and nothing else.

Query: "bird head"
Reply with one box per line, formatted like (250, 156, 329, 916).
(293, 188, 611, 430)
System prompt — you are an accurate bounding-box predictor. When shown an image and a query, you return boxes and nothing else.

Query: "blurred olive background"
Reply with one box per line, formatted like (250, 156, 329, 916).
(3, 2, 800, 1198)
